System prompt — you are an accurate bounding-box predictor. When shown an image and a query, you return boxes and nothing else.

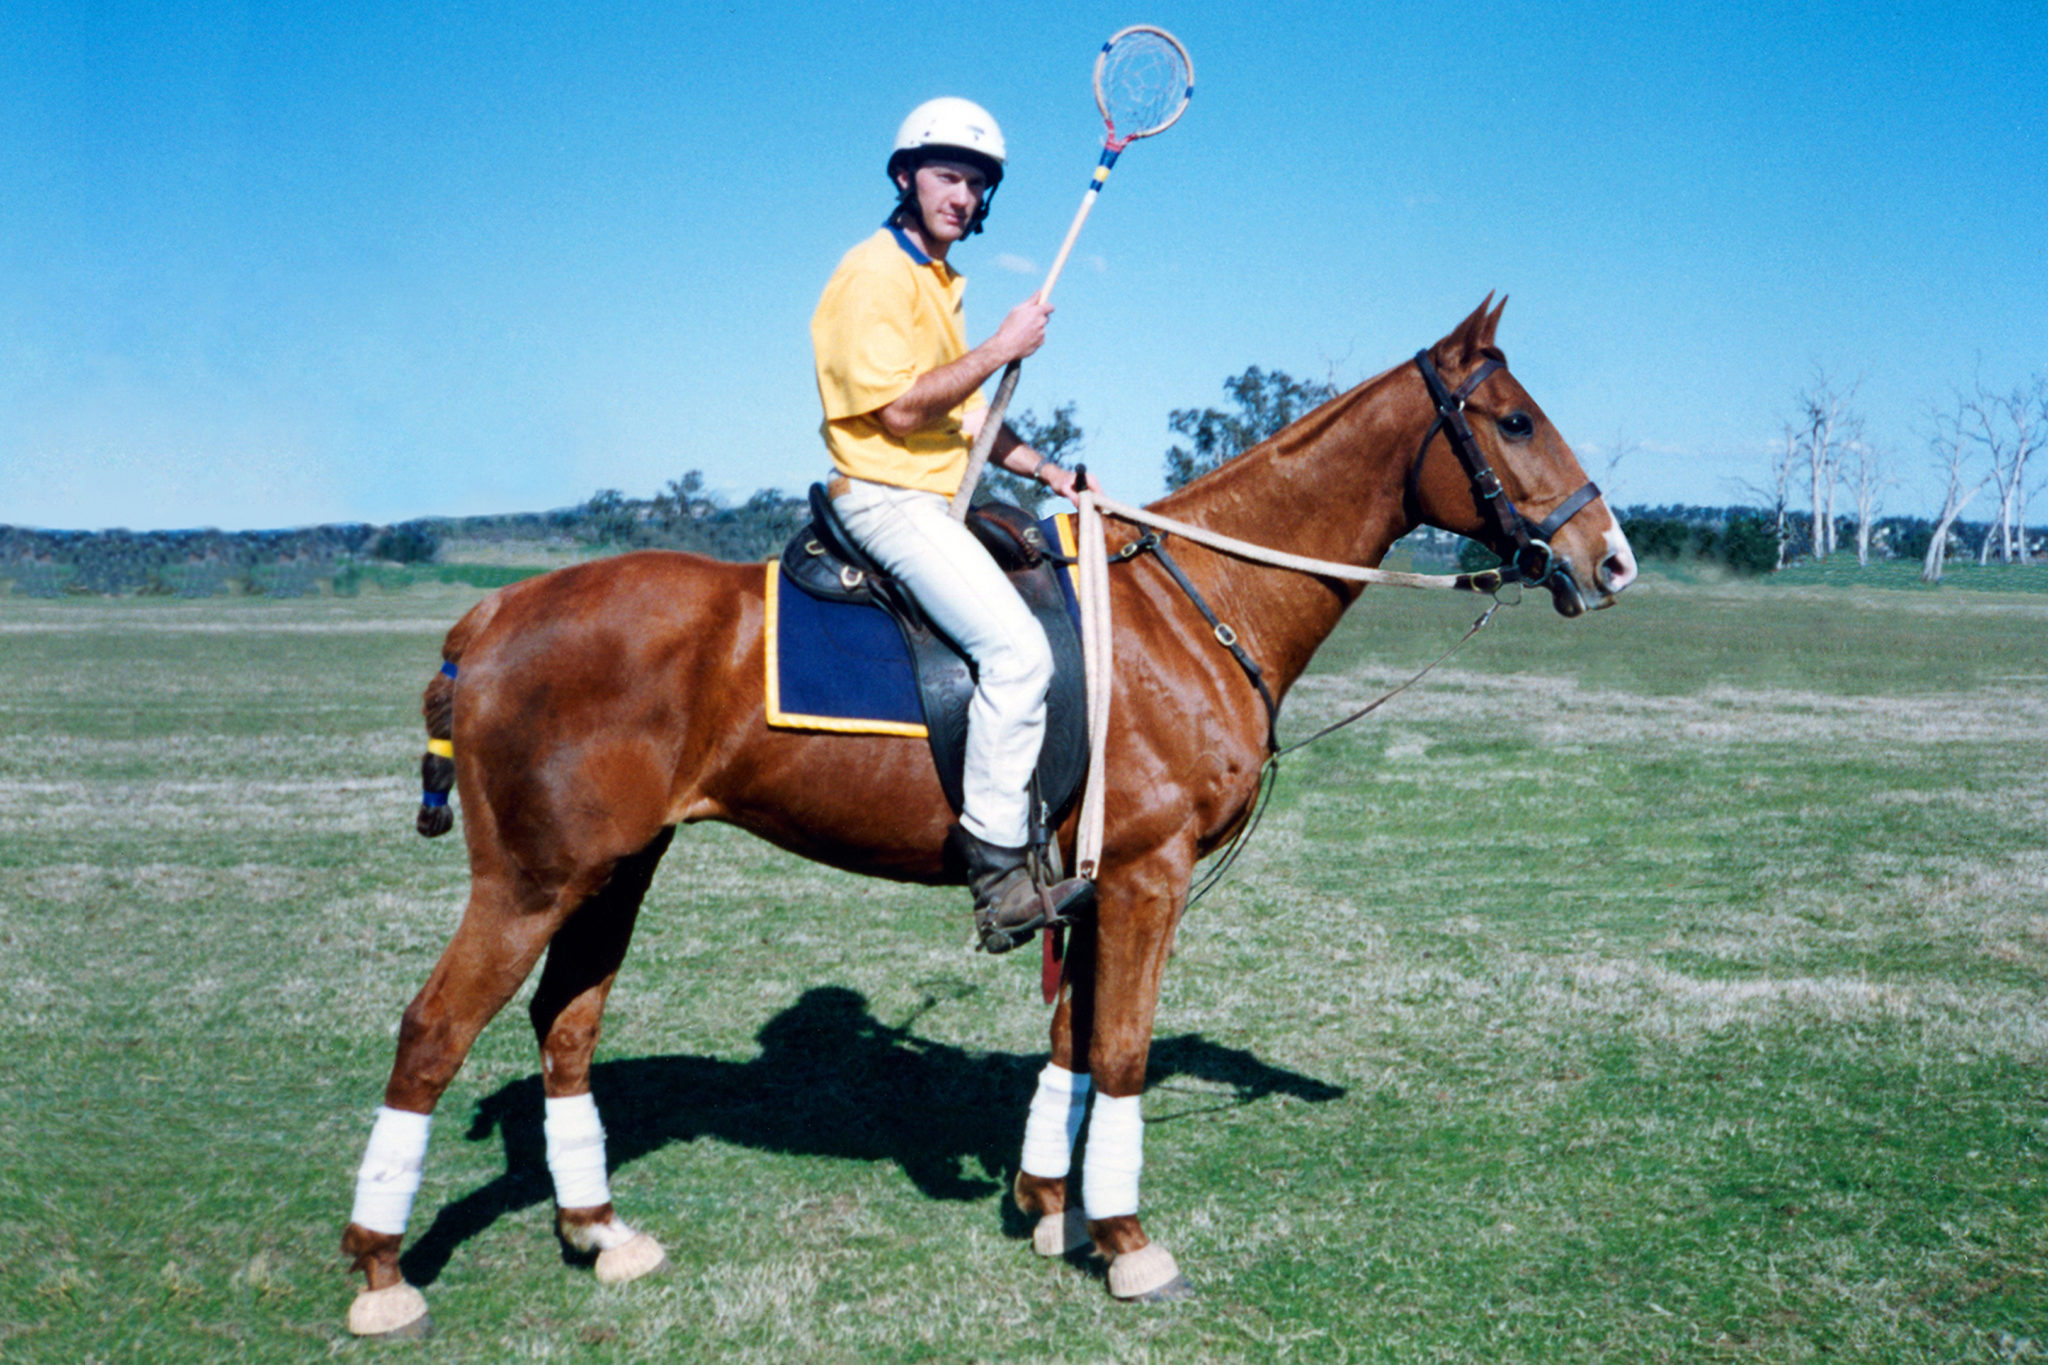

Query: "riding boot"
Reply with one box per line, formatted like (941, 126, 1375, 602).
(945, 824, 1095, 955)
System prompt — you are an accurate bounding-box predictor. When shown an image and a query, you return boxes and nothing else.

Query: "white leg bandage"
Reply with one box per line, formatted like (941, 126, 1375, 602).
(1081, 1092, 1144, 1220)
(544, 1092, 612, 1211)
(350, 1106, 432, 1236)
(1021, 1063, 1093, 1178)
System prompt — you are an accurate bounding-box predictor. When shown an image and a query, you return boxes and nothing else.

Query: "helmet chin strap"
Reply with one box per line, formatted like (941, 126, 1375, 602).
(966, 179, 996, 234)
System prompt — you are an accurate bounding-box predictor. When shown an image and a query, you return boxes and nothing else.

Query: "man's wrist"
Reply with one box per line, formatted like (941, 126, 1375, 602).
(1030, 452, 1055, 483)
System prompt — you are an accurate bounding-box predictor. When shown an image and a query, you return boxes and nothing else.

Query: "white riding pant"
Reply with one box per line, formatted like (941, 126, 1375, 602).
(832, 478, 1052, 848)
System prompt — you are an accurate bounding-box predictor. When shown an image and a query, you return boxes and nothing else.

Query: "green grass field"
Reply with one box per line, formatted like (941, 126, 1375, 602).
(1, 567, 2042, 1362)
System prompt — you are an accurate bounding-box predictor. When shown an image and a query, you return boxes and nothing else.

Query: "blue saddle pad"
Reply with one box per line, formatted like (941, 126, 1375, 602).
(765, 513, 1081, 736)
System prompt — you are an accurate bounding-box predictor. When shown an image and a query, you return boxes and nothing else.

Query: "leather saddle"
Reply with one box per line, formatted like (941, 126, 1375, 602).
(779, 484, 1089, 829)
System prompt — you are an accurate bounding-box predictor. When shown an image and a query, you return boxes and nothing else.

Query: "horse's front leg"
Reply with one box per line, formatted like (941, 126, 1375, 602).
(1082, 850, 1195, 1301)
(1016, 846, 1195, 1301)
(1014, 925, 1096, 1259)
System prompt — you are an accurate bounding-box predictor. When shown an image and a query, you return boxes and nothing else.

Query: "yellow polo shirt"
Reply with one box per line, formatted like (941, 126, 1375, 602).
(812, 226, 986, 496)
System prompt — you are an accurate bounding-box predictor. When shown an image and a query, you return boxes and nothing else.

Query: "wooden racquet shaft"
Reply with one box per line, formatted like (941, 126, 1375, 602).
(1038, 162, 1113, 307)
(949, 164, 1116, 520)
(949, 360, 1023, 519)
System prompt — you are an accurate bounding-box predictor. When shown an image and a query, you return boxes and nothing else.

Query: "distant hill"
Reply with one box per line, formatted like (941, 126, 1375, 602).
(0, 478, 812, 598)
(2, 489, 2039, 598)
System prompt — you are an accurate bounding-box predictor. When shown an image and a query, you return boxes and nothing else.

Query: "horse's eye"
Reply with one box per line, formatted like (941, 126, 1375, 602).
(1498, 411, 1535, 441)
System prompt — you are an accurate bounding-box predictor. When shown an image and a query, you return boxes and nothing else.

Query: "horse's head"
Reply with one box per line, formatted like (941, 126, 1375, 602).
(1408, 297, 1636, 617)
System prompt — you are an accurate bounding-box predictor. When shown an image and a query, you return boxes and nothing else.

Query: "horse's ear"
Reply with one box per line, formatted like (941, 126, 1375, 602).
(1480, 294, 1508, 350)
(1430, 293, 1497, 370)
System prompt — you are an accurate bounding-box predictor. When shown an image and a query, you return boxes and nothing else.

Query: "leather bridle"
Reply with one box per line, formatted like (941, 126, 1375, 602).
(1086, 352, 1610, 904)
(1412, 349, 1602, 602)
(1084, 350, 1609, 755)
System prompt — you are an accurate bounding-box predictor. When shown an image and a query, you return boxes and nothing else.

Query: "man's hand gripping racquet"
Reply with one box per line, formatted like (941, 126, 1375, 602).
(949, 25, 1194, 518)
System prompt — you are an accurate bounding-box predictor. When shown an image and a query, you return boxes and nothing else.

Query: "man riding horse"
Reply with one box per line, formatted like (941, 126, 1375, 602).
(336, 83, 1639, 1333)
(810, 97, 1099, 950)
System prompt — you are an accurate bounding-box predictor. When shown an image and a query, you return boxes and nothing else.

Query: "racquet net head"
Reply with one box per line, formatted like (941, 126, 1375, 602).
(1095, 26, 1193, 150)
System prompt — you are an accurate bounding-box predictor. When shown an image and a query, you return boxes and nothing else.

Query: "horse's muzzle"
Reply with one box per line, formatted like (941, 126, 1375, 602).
(1544, 558, 1590, 617)
(1548, 532, 1639, 616)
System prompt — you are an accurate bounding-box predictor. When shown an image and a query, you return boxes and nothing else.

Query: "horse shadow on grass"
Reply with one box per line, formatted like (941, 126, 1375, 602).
(400, 984, 1344, 1287)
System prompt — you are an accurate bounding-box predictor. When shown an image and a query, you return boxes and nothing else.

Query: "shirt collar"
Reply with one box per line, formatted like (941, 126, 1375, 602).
(886, 221, 934, 266)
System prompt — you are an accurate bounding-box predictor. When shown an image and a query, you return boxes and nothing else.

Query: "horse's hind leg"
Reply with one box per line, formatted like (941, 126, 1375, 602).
(527, 828, 674, 1285)
(341, 870, 583, 1335)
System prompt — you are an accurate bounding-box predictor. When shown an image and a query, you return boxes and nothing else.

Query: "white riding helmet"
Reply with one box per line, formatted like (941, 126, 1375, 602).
(888, 97, 1006, 187)
(887, 97, 1005, 237)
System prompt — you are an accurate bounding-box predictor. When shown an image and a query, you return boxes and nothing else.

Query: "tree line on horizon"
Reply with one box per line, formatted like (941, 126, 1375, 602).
(4, 373, 2042, 598)
(1749, 367, 2045, 581)
(1161, 367, 2045, 579)
(0, 405, 1096, 598)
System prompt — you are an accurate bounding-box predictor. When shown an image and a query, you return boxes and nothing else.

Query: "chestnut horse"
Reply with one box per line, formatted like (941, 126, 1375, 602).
(339, 298, 1637, 1334)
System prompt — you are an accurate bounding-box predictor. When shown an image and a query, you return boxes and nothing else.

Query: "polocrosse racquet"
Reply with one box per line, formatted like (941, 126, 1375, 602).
(950, 25, 1194, 518)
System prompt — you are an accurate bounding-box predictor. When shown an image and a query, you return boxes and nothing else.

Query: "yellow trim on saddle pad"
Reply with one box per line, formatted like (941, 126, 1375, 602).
(762, 562, 930, 738)
(1053, 512, 1081, 596)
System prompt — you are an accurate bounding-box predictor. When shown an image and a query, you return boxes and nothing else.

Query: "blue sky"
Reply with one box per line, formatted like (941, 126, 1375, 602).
(4, 1, 2043, 531)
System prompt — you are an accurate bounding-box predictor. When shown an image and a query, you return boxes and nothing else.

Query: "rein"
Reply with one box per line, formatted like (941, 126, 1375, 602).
(1106, 529, 1505, 759)
(1071, 349, 1601, 903)
(1076, 498, 1513, 908)
(1082, 492, 1512, 596)
(1172, 601, 1503, 909)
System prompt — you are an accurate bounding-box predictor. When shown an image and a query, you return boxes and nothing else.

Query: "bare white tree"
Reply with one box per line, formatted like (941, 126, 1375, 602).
(1961, 372, 2045, 565)
(1795, 371, 1861, 560)
(1739, 424, 1800, 570)
(1846, 437, 1892, 566)
(2029, 376, 2047, 560)
(1922, 401, 1990, 583)
(1829, 417, 1864, 557)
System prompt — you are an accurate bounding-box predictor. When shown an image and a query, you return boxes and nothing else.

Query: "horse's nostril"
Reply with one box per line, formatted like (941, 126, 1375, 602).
(1601, 554, 1637, 592)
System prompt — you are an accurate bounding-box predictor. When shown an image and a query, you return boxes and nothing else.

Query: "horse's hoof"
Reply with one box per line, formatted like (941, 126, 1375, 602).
(346, 1281, 433, 1338)
(594, 1231, 669, 1286)
(1108, 1243, 1192, 1302)
(1033, 1208, 1090, 1257)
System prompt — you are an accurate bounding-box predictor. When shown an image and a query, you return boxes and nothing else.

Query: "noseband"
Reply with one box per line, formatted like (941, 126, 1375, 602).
(1412, 350, 1601, 591)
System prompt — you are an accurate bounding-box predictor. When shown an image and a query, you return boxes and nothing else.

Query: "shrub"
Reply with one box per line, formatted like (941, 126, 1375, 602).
(368, 523, 440, 564)
(1719, 513, 1781, 574)
(1620, 513, 1784, 575)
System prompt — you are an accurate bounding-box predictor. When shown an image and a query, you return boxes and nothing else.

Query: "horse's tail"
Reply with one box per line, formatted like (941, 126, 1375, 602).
(415, 593, 502, 837)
